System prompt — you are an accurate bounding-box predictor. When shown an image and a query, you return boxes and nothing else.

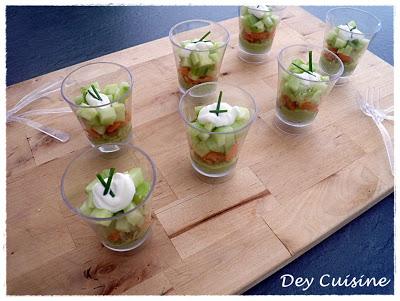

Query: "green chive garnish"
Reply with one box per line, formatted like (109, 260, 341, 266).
(209, 109, 228, 114)
(96, 173, 115, 197)
(291, 62, 317, 77)
(308, 51, 313, 72)
(209, 91, 225, 116)
(198, 31, 211, 42)
(91, 84, 102, 101)
(103, 168, 115, 196)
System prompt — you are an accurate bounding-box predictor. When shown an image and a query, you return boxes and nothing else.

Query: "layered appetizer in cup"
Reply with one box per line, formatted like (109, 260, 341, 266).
(179, 82, 257, 178)
(238, 5, 285, 63)
(61, 143, 156, 252)
(61, 62, 133, 152)
(323, 7, 381, 84)
(169, 19, 229, 93)
(275, 45, 343, 131)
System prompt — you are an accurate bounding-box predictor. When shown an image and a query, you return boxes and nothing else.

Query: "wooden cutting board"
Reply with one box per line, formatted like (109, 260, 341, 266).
(6, 6, 394, 295)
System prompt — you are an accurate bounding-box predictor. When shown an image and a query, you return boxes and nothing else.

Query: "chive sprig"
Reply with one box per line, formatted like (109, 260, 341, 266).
(88, 84, 102, 101)
(291, 62, 316, 77)
(96, 168, 116, 197)
(209, 91, 227, 116)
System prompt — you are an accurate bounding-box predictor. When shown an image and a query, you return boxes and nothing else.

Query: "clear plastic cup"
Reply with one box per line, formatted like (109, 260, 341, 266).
(61, 143, 156, 252)
(61, 62, 133, 152)
(275, 44, 343, 132)
(323, 7, 381, 84)
(169, 19, 230, 93)
(238, 5, 285, 64)
(179, 82, 257, 178)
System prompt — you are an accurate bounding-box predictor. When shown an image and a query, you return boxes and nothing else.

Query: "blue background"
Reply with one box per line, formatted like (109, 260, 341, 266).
(6, 6, 394, 295)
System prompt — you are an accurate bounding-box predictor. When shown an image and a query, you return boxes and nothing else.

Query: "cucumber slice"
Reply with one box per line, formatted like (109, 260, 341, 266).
(133, 181, 151, 205)
(128, 168, 144, 187)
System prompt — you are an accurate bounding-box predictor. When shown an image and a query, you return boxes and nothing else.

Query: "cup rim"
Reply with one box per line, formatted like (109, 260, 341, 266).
(61, 61, 134, 109)
(169, 19, 230, 53)
(326, 7, 382, 36)
(277, 44, 344, 83)
(60, 143, 157, 222)
(178, 82, 258, 135)
(242, 5, 286, 13)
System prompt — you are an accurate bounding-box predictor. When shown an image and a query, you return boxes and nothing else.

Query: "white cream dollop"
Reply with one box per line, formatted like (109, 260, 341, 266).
(197, 102, 242, 127)
(248, 5, 271, 19)
(92, 172, 136, 213)
(337, 24, 364, 41)
(85, 87, 111, 108)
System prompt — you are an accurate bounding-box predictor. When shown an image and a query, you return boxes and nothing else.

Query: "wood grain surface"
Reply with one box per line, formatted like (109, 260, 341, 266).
(6, 6, 394, 295)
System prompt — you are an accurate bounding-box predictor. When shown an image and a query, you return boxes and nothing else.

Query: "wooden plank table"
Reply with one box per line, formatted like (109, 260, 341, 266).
(6, 6, 394, 295)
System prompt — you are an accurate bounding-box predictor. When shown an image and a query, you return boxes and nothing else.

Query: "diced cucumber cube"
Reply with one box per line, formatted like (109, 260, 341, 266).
(77, 105, 98, 122)
(80, 82, 100, 97)
(90, 208, 113, 226)
(193, 140, 210, 157)
(112, 102, 126, 122)
(198, 52, 214, 68)
(98, 106, 117, 126)
(208, 52, 219, 63)
(103, 84, 119, 96)
(206, 138, 224, 153)
(115, 218, 131, 232)
(133, 181, 151, 205)
(85, 178, 98, 194)
(262, 15, 274, 28)
(202, 122, 214, 132)
(334, 38, 347, 49)
(99, 168, 111, 178)
(190, 52, 200, 66)
(236, 107, 250, 121)
(79, 200, 93, 216)
(198, 133, 210, 141)
(347, 20, 357, 29)
(252, 20, 265, 33)
(124, 204, 145, 227)
(92, 125, 106, 135)
(74, 95, 85, 105)
(114, 82, 130, 102)
(271, 15, 280, 25)
(128, 167, 145, 187)
(180, 56, 192, 67)
(338, 44, 353, 56)
(243, 14, 258, 28)
(194, 105, 204, 116)
(214, 126, 234, 151)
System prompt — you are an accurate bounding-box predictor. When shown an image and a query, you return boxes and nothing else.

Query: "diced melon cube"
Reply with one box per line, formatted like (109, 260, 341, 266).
(115, 218, 131, 232)
(112, 102, 126, 122)
(128, 168, 144, 187)
(98, 106, 116, 126)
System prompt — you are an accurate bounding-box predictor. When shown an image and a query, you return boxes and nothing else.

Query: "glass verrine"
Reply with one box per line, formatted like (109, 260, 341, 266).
(61, 62, 133, 152)
(61, 143, 156, 252)
(323, 7, 381, 84)
(238, 5, 286, 64)
(179, 82, 257, 178)
(276, 44, 343, 131)
(169, 19, 230, 93)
